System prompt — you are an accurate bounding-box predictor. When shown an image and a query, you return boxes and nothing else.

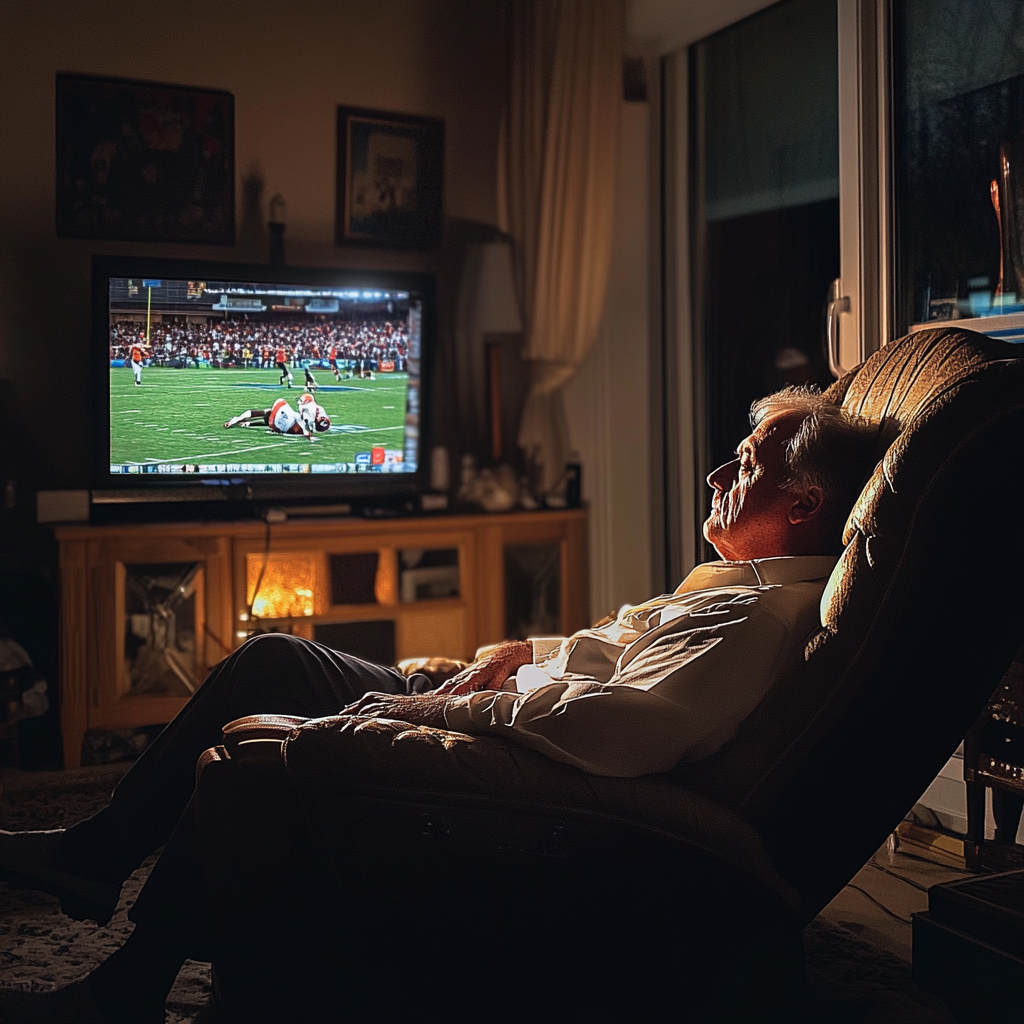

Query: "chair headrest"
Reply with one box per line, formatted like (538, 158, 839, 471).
(826, 326, 1018, 444)
(823, 327, 1022, 548)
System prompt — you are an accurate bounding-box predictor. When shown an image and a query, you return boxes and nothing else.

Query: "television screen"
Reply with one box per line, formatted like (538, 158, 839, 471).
(91, 256, 433, 512)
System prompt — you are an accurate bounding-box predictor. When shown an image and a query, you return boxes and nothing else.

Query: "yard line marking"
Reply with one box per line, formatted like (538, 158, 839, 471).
(129, 441, 310, 465)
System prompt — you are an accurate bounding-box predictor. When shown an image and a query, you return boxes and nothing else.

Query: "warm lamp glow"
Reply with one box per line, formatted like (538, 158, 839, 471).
(247, 552, 324, 619)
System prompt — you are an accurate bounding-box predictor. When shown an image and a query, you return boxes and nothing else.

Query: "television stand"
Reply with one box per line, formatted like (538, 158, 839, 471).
(53, 508, 588, 767)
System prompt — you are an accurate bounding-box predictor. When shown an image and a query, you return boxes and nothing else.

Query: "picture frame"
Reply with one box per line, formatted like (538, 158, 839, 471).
(55, 73, 235, 244)
(336, 106, 444, 250)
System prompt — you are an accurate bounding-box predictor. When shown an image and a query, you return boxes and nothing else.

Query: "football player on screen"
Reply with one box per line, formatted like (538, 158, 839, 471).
(328, 344, 344, 381)
(275, 345, 293, 388)
(128, 341, 148, 387)
(223, 392, 330, 440)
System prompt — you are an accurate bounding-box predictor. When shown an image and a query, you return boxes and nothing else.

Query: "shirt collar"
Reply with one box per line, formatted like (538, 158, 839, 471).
(675, 555, 839, 594)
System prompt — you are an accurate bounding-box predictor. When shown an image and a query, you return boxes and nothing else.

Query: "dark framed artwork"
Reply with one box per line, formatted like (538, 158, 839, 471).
(336, 106, 444, 250)
(55, 73, 235, 244)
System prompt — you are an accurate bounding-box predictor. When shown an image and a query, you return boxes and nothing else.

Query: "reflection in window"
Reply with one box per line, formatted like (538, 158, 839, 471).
(894, 0, 1024, 332)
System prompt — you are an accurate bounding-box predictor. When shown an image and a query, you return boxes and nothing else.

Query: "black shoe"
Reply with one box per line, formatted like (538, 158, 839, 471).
(0, 977, 164, 1024)
(0, 829, 123, 926)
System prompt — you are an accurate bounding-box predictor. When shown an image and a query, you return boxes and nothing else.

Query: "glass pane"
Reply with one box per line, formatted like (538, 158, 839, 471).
(246, 550, 326, 620)
(893, 0, 1024, 335)
(399, 547, 460, 602)
(328, 552, 380, 605)
(123, 562, 202, 697)
(692, 0, 840, 509)
(504, 543, 560, 639)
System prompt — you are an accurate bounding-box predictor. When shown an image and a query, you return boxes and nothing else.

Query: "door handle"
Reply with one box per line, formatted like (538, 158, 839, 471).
(826, 278, 851, 378)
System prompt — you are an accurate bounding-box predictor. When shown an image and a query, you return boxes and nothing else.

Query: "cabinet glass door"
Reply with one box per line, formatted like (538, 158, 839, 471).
(121, 561, 204, 697)
(504, 543, 561, 639)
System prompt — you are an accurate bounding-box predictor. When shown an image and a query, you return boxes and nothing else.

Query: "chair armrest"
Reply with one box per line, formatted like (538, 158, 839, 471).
(195, 743, 229, 786)
(221, 713, 307, 754)
(200, 714, 310, 765)
(195, 714, 308, 787)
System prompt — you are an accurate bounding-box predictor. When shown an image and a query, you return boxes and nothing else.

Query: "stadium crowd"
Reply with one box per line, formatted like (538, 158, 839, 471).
(109, 317, 408, 371)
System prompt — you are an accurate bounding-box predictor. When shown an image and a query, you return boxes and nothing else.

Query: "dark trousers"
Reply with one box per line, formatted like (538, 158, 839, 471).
(69, 633, 411, 948)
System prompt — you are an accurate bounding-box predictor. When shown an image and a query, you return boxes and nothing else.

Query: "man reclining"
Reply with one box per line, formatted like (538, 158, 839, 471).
(0, 384, 877, 1023)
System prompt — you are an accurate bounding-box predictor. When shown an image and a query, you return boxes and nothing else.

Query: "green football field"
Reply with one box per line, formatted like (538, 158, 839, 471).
(109, 366, 409, 468)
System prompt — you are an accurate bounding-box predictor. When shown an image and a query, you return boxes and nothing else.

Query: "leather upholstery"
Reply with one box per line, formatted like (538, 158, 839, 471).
(281, 714, 800, 915)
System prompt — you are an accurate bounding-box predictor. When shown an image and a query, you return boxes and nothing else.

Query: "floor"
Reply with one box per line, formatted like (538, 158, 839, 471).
(818, 839, 976, 963)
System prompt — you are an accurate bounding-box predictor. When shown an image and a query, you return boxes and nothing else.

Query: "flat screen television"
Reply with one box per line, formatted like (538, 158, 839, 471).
(91, 255, 434, 519)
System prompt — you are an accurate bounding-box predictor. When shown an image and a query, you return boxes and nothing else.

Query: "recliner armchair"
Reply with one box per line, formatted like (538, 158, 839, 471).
(195, 327, 1024, 1022)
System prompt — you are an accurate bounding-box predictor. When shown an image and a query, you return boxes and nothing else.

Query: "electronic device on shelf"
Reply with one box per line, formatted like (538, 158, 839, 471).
(90, 255, 435, 521)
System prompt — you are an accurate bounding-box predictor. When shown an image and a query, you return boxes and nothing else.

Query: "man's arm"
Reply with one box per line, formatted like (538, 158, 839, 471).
(339, 639, 533, 727)
(431, 640, 532, 695)
(340, 690, 453, 729)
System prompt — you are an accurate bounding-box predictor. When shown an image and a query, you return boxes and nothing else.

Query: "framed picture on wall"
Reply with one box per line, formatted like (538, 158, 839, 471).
(336, 106, 444, 250)
(55, 73, 235, 244)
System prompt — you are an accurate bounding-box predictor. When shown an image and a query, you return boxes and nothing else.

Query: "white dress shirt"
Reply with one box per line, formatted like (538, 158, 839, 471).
(443, 555, 838, 777)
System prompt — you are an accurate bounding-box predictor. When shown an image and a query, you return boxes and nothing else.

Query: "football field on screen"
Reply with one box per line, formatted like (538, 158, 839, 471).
(109, 367, 409, 467)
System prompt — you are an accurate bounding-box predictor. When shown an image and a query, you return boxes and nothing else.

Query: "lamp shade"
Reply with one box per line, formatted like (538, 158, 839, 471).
(458, 241, 522, 334)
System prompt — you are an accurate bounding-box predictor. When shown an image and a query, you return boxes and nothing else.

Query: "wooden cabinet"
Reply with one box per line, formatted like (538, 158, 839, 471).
(55, 509, 587, 767)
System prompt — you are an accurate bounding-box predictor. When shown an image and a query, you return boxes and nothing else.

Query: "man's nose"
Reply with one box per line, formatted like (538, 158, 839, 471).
(707, 459, 739, 491)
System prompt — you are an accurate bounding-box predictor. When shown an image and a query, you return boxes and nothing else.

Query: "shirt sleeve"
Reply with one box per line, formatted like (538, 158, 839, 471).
(443, 588, 815, 777)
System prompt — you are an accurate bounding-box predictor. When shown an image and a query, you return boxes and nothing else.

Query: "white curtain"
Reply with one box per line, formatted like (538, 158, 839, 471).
(499, 0, 625, 493)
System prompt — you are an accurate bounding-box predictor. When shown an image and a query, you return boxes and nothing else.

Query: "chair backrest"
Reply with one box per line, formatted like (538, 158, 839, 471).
(672, 327, 1024, 921)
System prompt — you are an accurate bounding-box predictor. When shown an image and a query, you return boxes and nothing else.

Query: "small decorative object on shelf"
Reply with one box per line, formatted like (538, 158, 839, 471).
(0, 634, 48, 726)
(518, 478, 540, 511)
(455, 457, 520, 513)
(430, 446, 450, 493)
(565, 452, 582, 508)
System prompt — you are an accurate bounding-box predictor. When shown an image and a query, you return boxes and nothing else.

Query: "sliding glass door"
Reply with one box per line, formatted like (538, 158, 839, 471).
(688, 0, 841, 564)
(660, 0, 1024, 581)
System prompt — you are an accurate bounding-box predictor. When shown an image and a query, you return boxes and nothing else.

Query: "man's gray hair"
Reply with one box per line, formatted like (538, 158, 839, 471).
(750, 385, 878, 534)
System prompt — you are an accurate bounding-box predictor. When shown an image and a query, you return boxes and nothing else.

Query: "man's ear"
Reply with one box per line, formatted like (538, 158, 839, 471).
(788, 485, 824, 524)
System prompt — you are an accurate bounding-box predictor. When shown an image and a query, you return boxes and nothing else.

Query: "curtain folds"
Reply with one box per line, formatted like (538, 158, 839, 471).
(499, 0, 625, 492)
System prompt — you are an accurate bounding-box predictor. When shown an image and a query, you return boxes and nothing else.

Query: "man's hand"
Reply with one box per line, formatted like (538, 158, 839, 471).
(432, 640, 532, 696)
(340, 691, 450, 729)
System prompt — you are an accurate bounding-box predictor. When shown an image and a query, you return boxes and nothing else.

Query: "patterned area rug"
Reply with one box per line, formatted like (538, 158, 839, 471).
(0, 764, 958, 1024)
(0, 764, 211, 1023)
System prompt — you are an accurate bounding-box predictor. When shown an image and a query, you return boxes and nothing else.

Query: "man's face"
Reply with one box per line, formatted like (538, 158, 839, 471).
(703, 410, 806, 561)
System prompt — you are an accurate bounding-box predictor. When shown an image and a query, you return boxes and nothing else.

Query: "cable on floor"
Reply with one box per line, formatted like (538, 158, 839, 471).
(866, 855, 929, 892)
(843, 881, 913, 923)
